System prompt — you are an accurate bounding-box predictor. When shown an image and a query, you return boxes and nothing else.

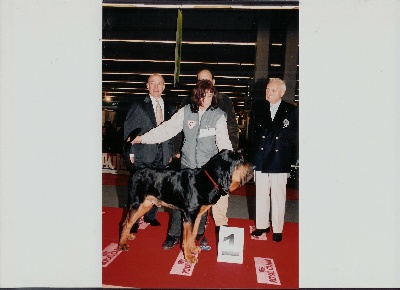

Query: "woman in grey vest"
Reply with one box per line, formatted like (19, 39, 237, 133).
(130, 79, 233, 250)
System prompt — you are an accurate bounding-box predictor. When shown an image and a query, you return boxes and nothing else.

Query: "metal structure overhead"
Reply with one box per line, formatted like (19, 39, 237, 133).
(102, 1, 299, 113)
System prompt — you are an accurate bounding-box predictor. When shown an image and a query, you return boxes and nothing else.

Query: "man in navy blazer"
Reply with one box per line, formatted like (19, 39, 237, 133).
(248, 78, 298, 242)
(123, 73, 179, 229)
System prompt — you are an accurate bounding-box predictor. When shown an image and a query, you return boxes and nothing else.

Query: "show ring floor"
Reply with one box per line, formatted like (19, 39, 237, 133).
(102, 207, 298, 289)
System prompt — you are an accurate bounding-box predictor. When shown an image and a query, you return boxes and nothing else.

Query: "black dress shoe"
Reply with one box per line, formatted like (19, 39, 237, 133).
(251, 227, 270, 237)
(273, 233, 282, 242)
(162, 235, 179, 250)
(130, 223, 138, 233)
(143, 217, 161, 226)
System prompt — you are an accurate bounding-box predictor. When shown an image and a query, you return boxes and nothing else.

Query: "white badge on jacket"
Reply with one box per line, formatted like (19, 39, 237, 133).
(199, 127, 216, 138)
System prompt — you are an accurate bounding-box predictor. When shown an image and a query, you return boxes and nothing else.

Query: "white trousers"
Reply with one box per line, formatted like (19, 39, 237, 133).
(255, 171, 287, 233)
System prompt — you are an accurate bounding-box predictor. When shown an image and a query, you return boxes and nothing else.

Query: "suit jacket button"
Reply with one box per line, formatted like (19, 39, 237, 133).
(262, 136, 265, 138)
(276, 137, 279, 139)
(275, 149, 278, 152)
(260, 148, 264, 150)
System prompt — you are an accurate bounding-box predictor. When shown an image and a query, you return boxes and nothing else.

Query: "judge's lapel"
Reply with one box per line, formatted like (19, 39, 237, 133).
(163, 100, 173, 121)
(272, 101, 289, 129)
(143, 95, 157, 127)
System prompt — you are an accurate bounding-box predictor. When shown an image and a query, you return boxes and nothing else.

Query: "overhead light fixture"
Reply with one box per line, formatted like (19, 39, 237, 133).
(103, 3, 299, 10)
(220, 91, 246, 94)
(104, 92, 112, 102)
(102, 39, 255, 46)
(102, 58, 254, 66)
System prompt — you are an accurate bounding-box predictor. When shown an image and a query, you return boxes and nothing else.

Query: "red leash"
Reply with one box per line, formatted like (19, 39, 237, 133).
(203, 169, 219, 190)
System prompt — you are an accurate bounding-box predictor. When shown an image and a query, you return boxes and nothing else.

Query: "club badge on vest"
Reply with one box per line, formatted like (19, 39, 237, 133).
(187, 120, 196, 129)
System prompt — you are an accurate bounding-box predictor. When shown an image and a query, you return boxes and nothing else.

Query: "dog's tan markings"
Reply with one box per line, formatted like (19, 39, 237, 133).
(229, 163, 253, 192)
(182, 205, 212, 264)
(118, 197, 155, 251)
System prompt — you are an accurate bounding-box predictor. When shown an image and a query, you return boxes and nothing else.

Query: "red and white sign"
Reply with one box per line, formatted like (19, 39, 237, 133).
(102, 243, 122, 267)
(137, 216, 149, 230)
(254, 257, 281, 285)
(169, 251, 197, 276)
(250, 225, 267, 241)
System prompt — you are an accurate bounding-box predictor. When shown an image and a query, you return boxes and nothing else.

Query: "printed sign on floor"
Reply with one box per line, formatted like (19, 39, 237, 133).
(138, 216, 149, 230)
(102, 243, 122, 267)
(254, 257, 281, 285)
(217, 226, 244, 264)
(170, 251, 197, 276)
(250, 225, 267, 240)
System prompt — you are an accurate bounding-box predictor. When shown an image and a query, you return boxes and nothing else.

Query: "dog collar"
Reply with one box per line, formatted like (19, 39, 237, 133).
(203, 169, 219, 190)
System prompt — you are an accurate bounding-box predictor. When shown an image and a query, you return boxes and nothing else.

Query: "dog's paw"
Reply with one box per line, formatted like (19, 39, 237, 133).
(185, 254, 198, 264)
(191, 246, 201, 255)
(127, 233, 136, 240)
(118, 243, 130, 251)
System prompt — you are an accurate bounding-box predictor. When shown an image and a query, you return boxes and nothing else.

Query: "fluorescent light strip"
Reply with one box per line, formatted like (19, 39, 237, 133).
(271, 43, 283, 46)
(104, 81, 248, 89)
(270, 64, 281, 67)
(103, 72, 251, 80)
(220, 92, 246, 94)
(102, 58, 254, 66)
(103, 80, 145, 84)
(216, 85, 247, 87)
(217, 75, 252, 80)
(102, 39, 255, 46)
(109, 88, 146, 90)
(103, 4, 298, 10)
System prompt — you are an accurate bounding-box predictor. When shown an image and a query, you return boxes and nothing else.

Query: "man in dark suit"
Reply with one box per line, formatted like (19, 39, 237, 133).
(123, 73, 179, 230)
(248, 78, 298, 242)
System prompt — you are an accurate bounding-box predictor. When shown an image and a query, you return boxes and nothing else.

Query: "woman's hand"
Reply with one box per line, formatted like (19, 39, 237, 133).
(130, 136, 142, 144)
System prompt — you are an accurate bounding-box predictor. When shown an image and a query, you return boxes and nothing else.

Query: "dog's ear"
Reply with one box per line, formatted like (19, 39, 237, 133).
(218, 157, 237, 194)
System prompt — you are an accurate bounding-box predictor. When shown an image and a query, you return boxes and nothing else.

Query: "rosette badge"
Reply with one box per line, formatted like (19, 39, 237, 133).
(283, 119, 289, 128)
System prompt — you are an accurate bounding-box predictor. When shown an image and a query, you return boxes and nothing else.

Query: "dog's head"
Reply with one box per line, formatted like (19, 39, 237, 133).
(203, 149, 254, 194)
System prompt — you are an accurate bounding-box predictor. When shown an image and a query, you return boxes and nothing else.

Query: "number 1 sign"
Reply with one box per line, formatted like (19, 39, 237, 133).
(217, 226, 244, 264)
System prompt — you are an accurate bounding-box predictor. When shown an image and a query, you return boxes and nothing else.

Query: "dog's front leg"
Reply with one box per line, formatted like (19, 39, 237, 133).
(182, 221, 197, 264)
(182, 205, 212, 264)
(191, 205, 212, 245)
(118, 199, 154, 251)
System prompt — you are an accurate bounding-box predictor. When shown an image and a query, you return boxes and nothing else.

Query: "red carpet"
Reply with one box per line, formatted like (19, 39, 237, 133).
(102, 173, 299, 200)
(102, 207, 298, 289)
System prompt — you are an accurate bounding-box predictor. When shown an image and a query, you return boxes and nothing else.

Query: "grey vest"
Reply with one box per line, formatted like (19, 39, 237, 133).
(181, 104, 225, 169)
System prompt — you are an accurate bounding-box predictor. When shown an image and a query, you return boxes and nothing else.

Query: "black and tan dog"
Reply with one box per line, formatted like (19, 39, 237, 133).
(118, 149, 254, 264)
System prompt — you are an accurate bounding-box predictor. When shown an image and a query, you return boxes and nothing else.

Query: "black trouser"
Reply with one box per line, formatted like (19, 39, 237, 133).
(167, 163, 207, 238)
(128, 145, 164, 221)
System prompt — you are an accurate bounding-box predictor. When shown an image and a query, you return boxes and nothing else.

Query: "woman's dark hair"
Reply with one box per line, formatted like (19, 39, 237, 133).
(190, 79, 218, 113)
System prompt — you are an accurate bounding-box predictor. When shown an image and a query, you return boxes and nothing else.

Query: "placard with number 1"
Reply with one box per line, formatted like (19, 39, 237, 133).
(217, 226, 244, 264)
